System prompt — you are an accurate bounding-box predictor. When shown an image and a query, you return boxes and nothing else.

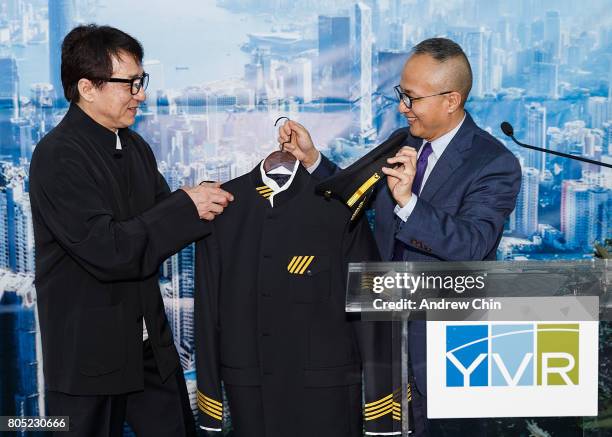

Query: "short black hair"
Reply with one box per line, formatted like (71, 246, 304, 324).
(61, 24, 144, 102)
(411, 37, 473, 104)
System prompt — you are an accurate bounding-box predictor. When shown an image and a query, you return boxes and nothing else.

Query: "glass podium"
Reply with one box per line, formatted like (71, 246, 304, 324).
(346, 259, 611, 436)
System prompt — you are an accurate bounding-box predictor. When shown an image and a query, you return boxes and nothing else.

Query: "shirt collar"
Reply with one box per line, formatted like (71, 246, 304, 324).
(259, 159, 300, 207)
(64, 103, 129, 153)
(422, 113, 466, 159)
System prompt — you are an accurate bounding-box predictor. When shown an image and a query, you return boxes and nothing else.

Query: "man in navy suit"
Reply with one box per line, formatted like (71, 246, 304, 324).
(279, 38, 521, 436)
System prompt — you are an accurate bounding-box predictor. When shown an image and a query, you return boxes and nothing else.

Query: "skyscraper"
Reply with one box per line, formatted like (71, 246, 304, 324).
(560, 180, 590, 249)
(0, 57, 19, 153)
(48, 0, 74, 104)
(462, 28, 487, 98)
(544, 10, 561, 61)
(587, 96, 608, 129)
(318, 15, 351, 100)
(530, 60, 558, 98)
(608, 67, 612, 120)
(526, 103, 547, 172)
(289, 58, 312, 103)
(0, 186, 17, 271)
(604, 122, 612, 156)
(588, 187, 611, 245)
(12, 117, 34, 161)
(512, 166, 539, 237)
(0, 272, 44, 419)
(354, 2, 374, 136)
(13, 192, 34, 274)
(0, 57, 19, 115)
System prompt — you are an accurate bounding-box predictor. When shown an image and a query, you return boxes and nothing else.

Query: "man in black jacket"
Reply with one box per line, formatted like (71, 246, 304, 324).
(29, 25, 233, 436)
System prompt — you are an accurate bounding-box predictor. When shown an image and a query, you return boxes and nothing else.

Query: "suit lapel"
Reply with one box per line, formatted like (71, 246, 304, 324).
(418, 113, 476, 202)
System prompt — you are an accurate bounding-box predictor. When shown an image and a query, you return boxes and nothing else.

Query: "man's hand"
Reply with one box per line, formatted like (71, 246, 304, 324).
(277, 120, 319, 168)
(181, 182, 234, 221)
(381, 146, 418, 207)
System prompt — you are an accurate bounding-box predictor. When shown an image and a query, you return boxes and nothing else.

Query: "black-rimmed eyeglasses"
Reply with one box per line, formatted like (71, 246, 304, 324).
(394, 85, 452, 109)
(99, 72, 149, 95)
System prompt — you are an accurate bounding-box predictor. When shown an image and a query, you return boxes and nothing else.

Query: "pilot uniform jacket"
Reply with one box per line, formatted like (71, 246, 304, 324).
(194, 164, 400, 437)
(29, 104, 211, 395)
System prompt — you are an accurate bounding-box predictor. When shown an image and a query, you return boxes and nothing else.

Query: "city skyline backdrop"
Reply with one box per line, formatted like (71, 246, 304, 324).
(0, 0, 611, 435)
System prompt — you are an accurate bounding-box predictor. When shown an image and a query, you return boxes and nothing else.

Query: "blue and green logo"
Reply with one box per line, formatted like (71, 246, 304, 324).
(446, 324, 579, 387)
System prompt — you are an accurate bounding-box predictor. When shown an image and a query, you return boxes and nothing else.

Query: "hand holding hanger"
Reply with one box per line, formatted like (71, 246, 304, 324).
(276, 118, 319, 168)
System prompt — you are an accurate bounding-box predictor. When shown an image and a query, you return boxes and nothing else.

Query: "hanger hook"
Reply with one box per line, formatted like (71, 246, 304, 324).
(274, 116, 292, 152)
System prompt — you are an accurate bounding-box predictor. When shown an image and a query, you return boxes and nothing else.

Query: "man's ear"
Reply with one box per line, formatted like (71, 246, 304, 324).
(447, 91, 463, 114)
(77, 78, 97, 103)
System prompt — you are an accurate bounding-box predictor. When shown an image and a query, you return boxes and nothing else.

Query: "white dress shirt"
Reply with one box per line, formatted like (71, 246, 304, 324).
(259, 159, 300, 207)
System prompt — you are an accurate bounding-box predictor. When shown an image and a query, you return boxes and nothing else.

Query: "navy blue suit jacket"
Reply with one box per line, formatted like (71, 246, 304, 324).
(312, 112, 522, 396)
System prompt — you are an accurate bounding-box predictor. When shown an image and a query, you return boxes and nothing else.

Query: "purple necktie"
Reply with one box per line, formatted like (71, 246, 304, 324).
(411, 142, 433, 195)
(392, 142, 432, 261)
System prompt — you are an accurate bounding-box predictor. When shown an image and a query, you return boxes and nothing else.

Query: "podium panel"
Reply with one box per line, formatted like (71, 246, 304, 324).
(346, 260, 610, 435)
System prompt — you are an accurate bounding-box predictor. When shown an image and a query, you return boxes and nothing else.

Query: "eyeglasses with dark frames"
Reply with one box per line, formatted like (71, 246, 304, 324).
(97, 72, 149, 95)
(394, 85, 452, 109)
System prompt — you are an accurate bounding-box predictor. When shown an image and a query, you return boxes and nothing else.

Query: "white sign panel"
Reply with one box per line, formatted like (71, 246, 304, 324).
(426, 321, 599, 418)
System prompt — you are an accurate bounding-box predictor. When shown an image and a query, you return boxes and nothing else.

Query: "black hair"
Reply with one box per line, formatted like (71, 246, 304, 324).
(61, 24, 144, 102)
(412, 37, 473, 103)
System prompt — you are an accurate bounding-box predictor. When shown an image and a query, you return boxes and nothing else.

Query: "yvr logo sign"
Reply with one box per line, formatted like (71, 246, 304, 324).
(446, 324, 579, 387)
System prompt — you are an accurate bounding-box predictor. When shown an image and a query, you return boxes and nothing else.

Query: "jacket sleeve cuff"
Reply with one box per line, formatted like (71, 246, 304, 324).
(197, 390, 223, 430)
(394, 194, 418, 223)
(305, 150, 322, 173)
(311, 153, 338, 180)
(139, 189, 212, 257)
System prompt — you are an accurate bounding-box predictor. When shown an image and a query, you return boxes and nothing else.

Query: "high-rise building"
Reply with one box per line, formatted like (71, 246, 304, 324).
(177, 243, 195, 300)
(179, 298, 195, 369)
(0, 186, 17, 271)
(512, 166, 539, 237)
(530, 59, 558, 98)
(48, 0, 74, 104)
(354, 3, 374, 136)
(0, 57, 19, 115)
(560, 180, 590, 249)
(206, 158, 233, 183)
(464, 29, 486, 98)
(608, 67, 612, 124)
(587, 96, 608, 129)
(12, 117, 33, 161)
(0, 272, 44, 419)
(290, 58, 312, 103)
(526, 103, 547, 172)
(544, 10, 561, 61)
(0, 57, 19, 153)
(588, 187, 611, 245)
(14, 192, 34, 274)
(318, 15, 351, 100)
(604, 122, 612, 156)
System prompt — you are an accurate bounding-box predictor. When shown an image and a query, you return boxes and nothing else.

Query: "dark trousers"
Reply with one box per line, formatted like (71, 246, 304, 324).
(47, 340, 196, 437)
